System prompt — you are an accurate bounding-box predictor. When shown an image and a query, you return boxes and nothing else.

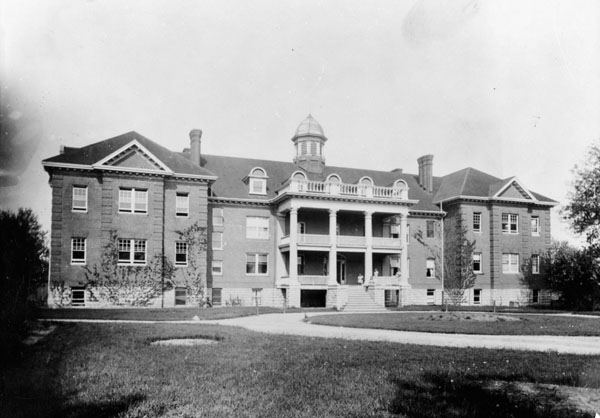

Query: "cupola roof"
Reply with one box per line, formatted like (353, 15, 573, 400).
(292, 114, 327, 141)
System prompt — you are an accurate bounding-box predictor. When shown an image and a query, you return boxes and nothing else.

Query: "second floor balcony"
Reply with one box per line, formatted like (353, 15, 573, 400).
(280, 233, 402, 249)
(278, 178, 409, 200)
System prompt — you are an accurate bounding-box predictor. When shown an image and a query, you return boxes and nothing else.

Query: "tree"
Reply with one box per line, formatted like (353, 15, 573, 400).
(0, 209, 48, 354)
(563, 141, 600, 247)
(414, 214, 477, 306)
(531, 241, 600, 311)
(84, 231, 175, 306)
(176, 221, 209, 306)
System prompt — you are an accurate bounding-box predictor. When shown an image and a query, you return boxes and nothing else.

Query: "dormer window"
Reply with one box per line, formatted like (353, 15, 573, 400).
(359, 177, 373, 186)
(393, 179, 409, 199)
(249, 167, 267, 195)
(327, 174, 341, 183)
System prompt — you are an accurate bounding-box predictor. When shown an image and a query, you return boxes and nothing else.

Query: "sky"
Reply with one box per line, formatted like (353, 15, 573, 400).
(1, 0, 599, 245)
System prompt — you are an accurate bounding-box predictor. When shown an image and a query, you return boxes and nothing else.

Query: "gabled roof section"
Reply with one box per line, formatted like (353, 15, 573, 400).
(434, 167, 500, 202)
(491, 177, 536, 200)
(92, 139, 173, 175)
(433, 167, 557, 205)
(43, 131, 216, 178)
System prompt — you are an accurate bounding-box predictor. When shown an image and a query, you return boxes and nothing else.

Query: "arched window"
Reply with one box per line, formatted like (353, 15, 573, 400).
(248, 167, 268, 195)
(359, 177, 373, 186)
(327, 174, 341, 183)
(393, 179, 408, 199)
(292, 171, 307, 181)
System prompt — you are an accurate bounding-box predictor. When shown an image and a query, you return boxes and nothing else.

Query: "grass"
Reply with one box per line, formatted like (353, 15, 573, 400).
(2, 322, 600, 417)
(308, 312, 600, 336)
(36, 306, 285, 321)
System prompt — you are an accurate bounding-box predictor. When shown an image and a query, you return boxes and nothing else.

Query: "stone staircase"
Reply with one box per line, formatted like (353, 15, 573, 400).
(343, 286, 388, 313)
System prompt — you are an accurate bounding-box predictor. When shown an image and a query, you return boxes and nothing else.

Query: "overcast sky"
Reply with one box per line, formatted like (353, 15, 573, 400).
(1, 0, 599, 245)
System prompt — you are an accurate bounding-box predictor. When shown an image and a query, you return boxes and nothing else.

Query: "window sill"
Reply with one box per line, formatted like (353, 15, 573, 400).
(72, 209, 88, 213)
(71, 262, 86, 265)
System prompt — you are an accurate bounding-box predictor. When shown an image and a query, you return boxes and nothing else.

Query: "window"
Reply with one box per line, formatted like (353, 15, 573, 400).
(472, 252, 482, 273)
(300, 142, 308, 155)
(119, 188, 147, 214)
(212, 232, 223, 250)
(426, 258, 435, 277)
(531, 254, 540, 274)
(426, 289, 435, 305)
(249, 167, 267, 195)
(71, 238, 86, 264)
(212, 260, 223, 275)
(246, 216, 269, 239)
(117, 239, 147, 265)
(406, 225, 410, 244)
(176, 193, 189, 217)
(531, 216, 540, 236)
(473, 212, 481, 232)
(390, 224, 400, 238)
(175, 287, 187, 305)
(502, 253, 519, 273)
(426, 220, 435, 238)
(175, 242, 188, 266)
(213, 208, 224, 226)
(246, 253, 268, 275)
(310, 141, 317, 155)
(473, 289, 482, 304)
(71, 287, 85, 306)
(501, 213, 518, 234)
(532, 289, 540, 304)
(72, 186, 88, 212)
(298, 255, 305, 275)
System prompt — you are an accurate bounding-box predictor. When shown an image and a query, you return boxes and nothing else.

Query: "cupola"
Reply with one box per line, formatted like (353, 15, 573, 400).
(291, 114, 327, 173)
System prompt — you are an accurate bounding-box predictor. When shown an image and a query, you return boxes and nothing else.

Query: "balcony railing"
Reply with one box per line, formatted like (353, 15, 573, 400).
(281, 235, 402, 249)
(279, 179, 409, 200)
(298, 275, 329, 285)
(372, 237, 402, 248)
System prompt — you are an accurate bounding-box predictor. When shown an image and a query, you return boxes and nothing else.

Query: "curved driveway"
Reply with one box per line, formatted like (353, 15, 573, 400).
(208, 312, 600, 355)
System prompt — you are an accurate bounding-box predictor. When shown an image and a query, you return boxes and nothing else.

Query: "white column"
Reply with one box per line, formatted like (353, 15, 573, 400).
(289, 208, 298, 284)
(364, 211, 373, 281)
(276, 215, 286, 280)
(400, 213, 409, 284)
(328, 209, 337, 285)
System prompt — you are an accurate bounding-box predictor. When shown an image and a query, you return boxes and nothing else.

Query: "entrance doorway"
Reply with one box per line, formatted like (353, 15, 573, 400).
(337, 255, 346, 284)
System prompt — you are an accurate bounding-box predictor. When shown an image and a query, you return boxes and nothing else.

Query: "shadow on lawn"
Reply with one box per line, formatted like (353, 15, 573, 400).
(387, 373, 593, 418)
(59, 393, 146, 418)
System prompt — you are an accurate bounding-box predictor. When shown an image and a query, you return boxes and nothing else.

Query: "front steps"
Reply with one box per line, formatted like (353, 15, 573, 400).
(343, 286, 388, 313)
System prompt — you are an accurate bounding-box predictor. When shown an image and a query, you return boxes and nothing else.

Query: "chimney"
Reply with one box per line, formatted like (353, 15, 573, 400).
(189, 129, 202, 166)
(60, 145, 65, 154)
(417, 154, 434, 193)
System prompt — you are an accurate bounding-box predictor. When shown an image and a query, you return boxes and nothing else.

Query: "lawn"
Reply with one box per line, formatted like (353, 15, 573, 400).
(2, 322, 600, 417)
(36, 306, 288, 321)
(308, 312, 600, 336)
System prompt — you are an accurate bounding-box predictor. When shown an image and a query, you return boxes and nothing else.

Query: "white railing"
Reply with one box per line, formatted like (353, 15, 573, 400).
(298, 234, 330, 245)
(298, 275, 329, 285)
(281, 179, 408, 200)
(372, 237, 402, 248)
(337, 235, 366, 247)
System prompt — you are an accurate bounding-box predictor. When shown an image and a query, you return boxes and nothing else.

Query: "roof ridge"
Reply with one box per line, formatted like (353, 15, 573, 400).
(459, 167, 472, 196)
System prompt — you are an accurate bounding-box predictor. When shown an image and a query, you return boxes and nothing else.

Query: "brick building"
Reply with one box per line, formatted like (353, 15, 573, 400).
(42, 115, 557, 308)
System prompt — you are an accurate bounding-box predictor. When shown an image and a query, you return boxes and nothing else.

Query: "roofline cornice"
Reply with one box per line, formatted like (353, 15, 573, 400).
(42, 161, 216, 181)
(208, 197, 272, 206)
(272, 192, 419, 207)
(433, 195, 558, 207)
(408, 210, 446, 218)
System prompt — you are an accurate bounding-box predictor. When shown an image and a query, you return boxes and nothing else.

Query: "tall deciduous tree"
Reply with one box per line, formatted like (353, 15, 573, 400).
(84, 231, 174, 306)
(0, 208, 48, 353)
(563, 141, 600, 247)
